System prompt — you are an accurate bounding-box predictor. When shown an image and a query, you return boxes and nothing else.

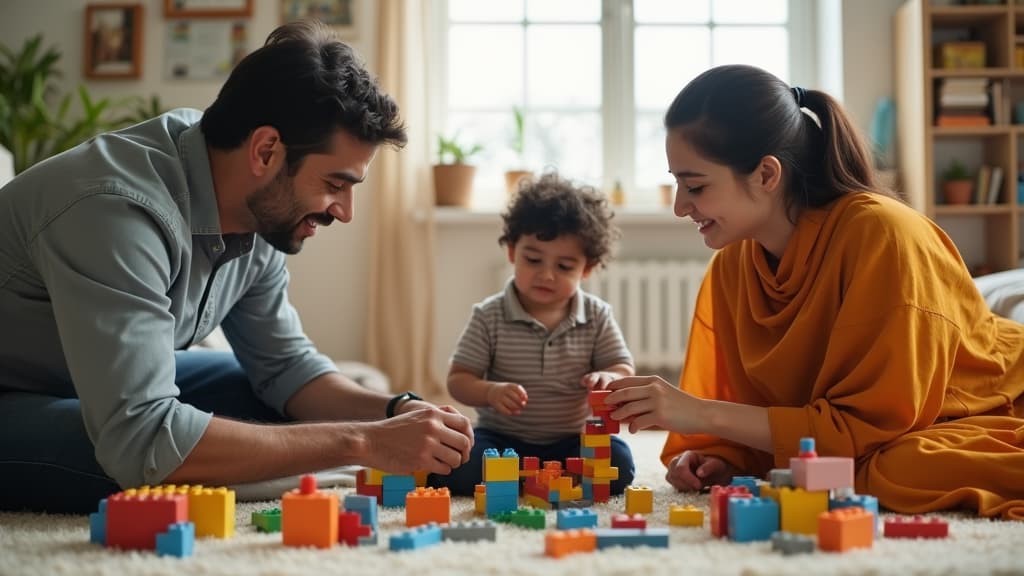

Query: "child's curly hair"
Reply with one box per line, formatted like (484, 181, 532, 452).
(498, 173, 619, 268)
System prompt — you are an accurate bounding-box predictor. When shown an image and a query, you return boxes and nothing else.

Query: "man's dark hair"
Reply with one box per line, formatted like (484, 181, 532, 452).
(499, 173, 619, 268)
(201, 20, 407, 173)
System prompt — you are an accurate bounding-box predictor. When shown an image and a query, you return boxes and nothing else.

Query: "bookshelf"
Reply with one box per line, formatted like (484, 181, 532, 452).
(895, 0, 1024, 273)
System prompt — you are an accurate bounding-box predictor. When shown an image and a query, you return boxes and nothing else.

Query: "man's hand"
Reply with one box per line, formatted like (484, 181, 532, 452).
(486, 382, 528, 415)
(360, 404, 474, 475)
(665, 451, 736, 492)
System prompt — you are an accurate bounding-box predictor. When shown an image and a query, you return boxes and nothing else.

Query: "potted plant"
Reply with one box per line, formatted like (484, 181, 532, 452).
(432, 133, 483, 207)
(504, 106, 533, 197)
(941, 159, 973, 205)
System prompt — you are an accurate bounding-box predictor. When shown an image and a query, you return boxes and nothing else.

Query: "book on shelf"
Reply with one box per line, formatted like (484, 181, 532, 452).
(972, 164, 1004, 205)
(936, 114, 991, 127)
(987, 165, 1003, 204)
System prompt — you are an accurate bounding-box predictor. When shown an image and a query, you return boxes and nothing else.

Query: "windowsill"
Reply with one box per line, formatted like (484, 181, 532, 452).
(425, 205, 681, 226)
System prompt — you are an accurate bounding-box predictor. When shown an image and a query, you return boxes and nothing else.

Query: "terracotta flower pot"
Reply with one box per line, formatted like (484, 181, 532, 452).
(504, 170, 533, 198)
(942, 179, 973, 205)
(432, 164, 476, 207)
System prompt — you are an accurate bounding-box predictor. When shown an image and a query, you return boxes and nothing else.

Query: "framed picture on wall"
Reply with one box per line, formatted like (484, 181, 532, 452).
(280, 0, 357, 39)
(84, 3, 144, 79)
(165, 0, 253, 18)
(164, 20, 249, 80)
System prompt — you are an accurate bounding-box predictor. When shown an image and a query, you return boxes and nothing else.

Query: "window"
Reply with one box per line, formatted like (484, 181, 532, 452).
(436, 0, 816, 208)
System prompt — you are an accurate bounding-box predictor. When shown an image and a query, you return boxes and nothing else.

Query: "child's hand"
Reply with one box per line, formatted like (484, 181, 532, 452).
(486, 382, 528, 415)
(666, 451, 735, 492)
(580, 371, 623, 391)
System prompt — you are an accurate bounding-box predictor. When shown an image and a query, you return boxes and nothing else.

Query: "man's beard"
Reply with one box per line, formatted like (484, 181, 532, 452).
(246, 168, 309, 255)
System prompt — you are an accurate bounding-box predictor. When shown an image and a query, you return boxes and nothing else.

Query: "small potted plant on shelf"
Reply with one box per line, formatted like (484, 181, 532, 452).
(504, 106, 533, 198)
(432, 132, 483, 207)
(941, 159, 973, 205)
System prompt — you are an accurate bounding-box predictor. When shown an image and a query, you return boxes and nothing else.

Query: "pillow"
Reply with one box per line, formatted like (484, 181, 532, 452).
(974, 269, 1024, 324)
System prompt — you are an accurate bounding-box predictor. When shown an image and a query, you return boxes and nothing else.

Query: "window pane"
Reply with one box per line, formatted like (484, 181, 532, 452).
(635, 111, 670, 192)
(526, 0, 600, 22)
(635, 26, 710, 110)
(634, 0, 709, 23)
(449, 0, 523, 22)
(533, 112, 602, 186)
(712, 27, 788, 82)
(449, 25, 523, 109)
(527, 25, 601, 108)
(712, 0, 786, 24)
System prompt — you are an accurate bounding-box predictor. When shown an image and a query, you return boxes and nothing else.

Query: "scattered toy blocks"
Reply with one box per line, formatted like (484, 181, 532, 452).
(710, 485, 751, 538)
(155, 522, 195, 558)
(668, 504, 704, 527)
(282, 474, 338, 549)
(188, 486, 235, 538)
(545, 529, 598, 558)
(251, 508, 282, 533)
(729, 497, 780, 542)
(441, 520, 497, 542)
(557, 508, 599, 530)
(611, 513, 647, 529)
(389, 523, 442, 551)
(106, 489, 188, 550)
(777, 486, 829, 536)
(771, 531, 815, 555)
(594, 528, 669, 549)
(883, 516, 949, 539)
(624, 485, 654, 515)
(406, 487, 451, 527)
(89, 499, 107, 545)
(818, 508, 874, 552)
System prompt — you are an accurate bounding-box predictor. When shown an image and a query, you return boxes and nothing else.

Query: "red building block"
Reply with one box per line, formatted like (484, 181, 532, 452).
(355, 468, 382, 504)
(338, 511, 372, 546)
(106, 491, 188, 550)
(611, 513, 647, 529)
(710, 485, 751, 538)
(883, 516, 949, 539)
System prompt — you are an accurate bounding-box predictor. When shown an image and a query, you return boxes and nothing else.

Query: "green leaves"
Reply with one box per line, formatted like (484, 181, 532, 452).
(437, 133, 483, 165)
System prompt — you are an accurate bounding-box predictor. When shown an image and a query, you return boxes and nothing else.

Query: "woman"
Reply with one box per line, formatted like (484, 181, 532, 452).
(606, 64, 1024, 519)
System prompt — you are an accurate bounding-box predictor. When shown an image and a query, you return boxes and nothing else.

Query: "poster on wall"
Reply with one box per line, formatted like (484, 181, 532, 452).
(164, 20, 248, 80)
(280, 0, 357, 39)
(84, 3, 144, 79)
(164, 0, 252, 18)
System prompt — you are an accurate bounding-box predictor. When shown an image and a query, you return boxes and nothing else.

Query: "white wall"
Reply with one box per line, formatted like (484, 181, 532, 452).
(0, 0, 377, 362)
(0, 0, 909, 374)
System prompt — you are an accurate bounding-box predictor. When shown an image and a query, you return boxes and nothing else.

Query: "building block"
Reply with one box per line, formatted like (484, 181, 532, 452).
(611, 513, 647, 529)
(557, 508, 598, 530)
(594, 528, 669, 549)
(551, 498, 594, 510)
(668, 504, 704, 527)
(830, 494, 879, 533)
(771, 531, 815, 555)
(581, 433, 611, 448)
(768, 468, 794, 488)
(590, 481, 611, 503)
(338, 510, 373, 546)
(483, 448, 520, 482)
(474, 484, 486, 515)
(485, 480, 519, 517)
(710, 485, 751, 538)
(188, 486, 235, 538)
(798, 437, 817, 458)
(355, 468, 383, 504)
(441, 520, 497, 542)
(495, 508, 546, 530)
(406, 487, 451, 527)
(883, 516, 949, 539)
(155, 522, 195, 558)
(89, 499, 107, 545)
(624, 485, 654, 515)
(251, 508, 282, 533)
(728, 497, 780, 542)
(106, 490, 188, 550)
(282, 474, 338, 549)
(389, 523, 442, 551)
(565, 457, 584, 476)
(382, 475, 416, 508)
(777, 487, 829, 535)
(818, 507, 874, 552)
(729, 476, 761, 497)
(545, 529, 598, 558)
(588, 390, 612, 413)
(790, 456, 854, 492)
(343, 494, 378, 529)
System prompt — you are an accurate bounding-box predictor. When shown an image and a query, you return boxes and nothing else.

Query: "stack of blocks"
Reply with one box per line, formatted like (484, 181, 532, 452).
(355, 467, 427, 507)
(522, 460, 584, 509)
(479, 448, 520, 518)
(580, 390, 620, 503)
(280, 475, 379, 548)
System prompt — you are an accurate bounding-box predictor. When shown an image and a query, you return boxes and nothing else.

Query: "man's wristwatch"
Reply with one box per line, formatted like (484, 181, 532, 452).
(385, 391, 423, 418)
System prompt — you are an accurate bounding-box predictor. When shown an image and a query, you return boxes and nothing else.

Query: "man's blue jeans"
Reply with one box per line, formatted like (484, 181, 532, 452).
(0, 350, 286, 514)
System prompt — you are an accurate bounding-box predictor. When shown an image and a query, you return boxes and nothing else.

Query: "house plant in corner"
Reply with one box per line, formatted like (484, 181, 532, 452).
(941, 159, 973, 205)
(433, 132, 483, 207)
(504, 106, 532, 198)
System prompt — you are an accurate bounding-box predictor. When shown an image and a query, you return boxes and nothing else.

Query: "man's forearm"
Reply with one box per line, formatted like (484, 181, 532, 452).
(285, 372, 393, 421)
(163, 416, 368, 486)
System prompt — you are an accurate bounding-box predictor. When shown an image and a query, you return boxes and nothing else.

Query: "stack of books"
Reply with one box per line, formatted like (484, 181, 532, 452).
(974, 164, 1004, 204)
(935, 78, 993, 127)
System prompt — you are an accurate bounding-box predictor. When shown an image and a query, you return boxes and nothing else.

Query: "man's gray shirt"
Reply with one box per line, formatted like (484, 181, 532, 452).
(0, 109, 337, 488)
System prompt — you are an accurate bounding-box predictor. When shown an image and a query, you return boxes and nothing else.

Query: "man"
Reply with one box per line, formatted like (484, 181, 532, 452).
(0, 20, 473, 513)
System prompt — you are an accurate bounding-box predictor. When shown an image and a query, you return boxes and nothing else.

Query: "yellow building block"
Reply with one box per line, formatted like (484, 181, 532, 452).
(483, 455, 520, 482)
(625, 485, 654, 515)
(365, 468, 387, 485)
(581, 433, 611, 448)
(669, 504, 704, 527)
(583, 457, 611, 470)
(778, 487, 829, 535)
(524, 494, 550, 510)
(760, 484, 780, 503)
(189, 487, 236, 538)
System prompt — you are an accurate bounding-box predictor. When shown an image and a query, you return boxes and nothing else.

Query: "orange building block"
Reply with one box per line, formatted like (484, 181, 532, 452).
(818, 507, 874, 552)
(282, 475, 338, 549)
(474, 484, 486, 515)
(545, 529, 597, 558)
(406, 487, 451, 527)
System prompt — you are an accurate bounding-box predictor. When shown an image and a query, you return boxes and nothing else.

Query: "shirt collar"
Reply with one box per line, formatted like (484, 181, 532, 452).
(501, 277, 588, 325)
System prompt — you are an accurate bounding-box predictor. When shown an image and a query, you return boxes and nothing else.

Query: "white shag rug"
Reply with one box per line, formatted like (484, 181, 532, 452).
(1, 431, 1022, 576)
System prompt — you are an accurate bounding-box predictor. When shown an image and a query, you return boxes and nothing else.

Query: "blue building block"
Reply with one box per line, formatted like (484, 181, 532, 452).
(485, 480, 519, 499)
(594, 528, 669, 549)
(830, 494, 880, 533)
(156, 522, 195, 558)
(581, 479, 593, 501)
(382, 475, 416, 507)
(556, 508, 598, 530)
(389, 523, 442, 551)
(799, 437, 816, 455)
(730, 476, 761, 497)
(343, 494, 378, 529)
(501, 448, 518, 458)
(89, 499, 107, 545)
(728, 497, 780, 542)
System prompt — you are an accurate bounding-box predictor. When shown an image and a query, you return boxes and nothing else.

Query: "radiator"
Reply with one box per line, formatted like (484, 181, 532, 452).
(495, 259, 709, 371)
(583, 260, 708, 371)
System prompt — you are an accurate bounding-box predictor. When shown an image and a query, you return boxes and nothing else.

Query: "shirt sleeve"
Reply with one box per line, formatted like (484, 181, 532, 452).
(450, 304, 493, 376)
(219, 244, 338, 416)
(31, 190, 212, 488)
(591, 299, 634, 370)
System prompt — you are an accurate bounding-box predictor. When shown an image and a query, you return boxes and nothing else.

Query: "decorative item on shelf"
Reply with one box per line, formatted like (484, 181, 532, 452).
(935, 78, 991, 127)
(610, 180, 625, 207)
(659, 183, 675, 208)
(432, 133, 483, 208)
(504, 107, 533, 198)
(934, 41, 985, 69)
(941, 159, 973, 205)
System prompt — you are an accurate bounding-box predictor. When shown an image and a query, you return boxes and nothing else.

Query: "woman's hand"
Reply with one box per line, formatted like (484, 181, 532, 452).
(605, 375, 705, 434)
(666, 451, 736, 492)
